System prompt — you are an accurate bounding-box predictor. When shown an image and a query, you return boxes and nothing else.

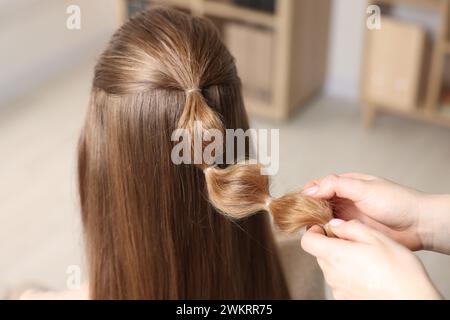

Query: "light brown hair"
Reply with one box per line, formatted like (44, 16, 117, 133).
(204, 162, 332, 233)
(78, 7, 331, 300)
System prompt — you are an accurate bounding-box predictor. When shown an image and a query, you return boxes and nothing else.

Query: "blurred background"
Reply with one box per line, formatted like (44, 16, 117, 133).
(1, 0, 450, 298)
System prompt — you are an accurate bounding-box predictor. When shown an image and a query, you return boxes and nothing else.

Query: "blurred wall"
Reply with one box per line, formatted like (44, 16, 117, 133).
(324, 0, 439, 100)
(325, 0, 366, 100)
(0, 0, 122, 108)
(1, 0, 438, 105)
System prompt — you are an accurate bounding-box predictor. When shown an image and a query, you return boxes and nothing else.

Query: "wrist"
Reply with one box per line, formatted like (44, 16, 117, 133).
(416, 193, 450, 253)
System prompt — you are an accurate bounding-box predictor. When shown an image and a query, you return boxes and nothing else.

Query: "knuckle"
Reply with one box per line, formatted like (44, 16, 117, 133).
(345, 219, 362, 229)
(328, 249, 342, 265)
(321, 174, 339, 189)
(340, 219, 359, 232)
(324, 174, 339, 184)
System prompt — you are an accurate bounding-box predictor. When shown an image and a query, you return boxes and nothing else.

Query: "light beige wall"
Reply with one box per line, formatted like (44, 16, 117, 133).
(0, 0, 122, 107)
(325, 0, 366, 99)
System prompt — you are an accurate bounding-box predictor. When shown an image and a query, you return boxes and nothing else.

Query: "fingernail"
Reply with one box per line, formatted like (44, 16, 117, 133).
(302, 185, 319, 195)
(329, 219, 344, 227)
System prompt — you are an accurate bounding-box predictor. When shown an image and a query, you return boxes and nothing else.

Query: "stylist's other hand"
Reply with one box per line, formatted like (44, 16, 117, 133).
(301, 219, 441, 300)
(303, 173, 427, 251)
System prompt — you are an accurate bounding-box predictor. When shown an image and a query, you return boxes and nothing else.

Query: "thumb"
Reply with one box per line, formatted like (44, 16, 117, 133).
(326, 219, 378, 244)
(312, 175, 368, 201)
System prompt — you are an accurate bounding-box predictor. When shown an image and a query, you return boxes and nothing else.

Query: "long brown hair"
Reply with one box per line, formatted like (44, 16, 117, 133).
(78, 7, 294, 299)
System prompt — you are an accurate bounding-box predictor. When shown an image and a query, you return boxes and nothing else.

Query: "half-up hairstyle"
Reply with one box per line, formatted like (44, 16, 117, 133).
(78, 7, 331, 300)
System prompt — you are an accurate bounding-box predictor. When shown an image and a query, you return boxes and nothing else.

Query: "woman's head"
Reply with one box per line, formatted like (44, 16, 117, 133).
(78, 7, 290, 299)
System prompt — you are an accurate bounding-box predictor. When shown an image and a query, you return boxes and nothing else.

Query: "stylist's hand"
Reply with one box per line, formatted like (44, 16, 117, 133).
(302, 173, 427, 251)
(301, 219, 441, 299)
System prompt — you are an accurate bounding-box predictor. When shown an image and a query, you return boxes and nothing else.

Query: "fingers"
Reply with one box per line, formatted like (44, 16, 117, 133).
(326, 219, 378, 244)
(303, 174, 369, 201)
(302, 219, 384, 260)
(301, 225, 351, 260)
(306, 225, 326, 235)
(301, 227, 331, 259)
(302, 179, 321, 195)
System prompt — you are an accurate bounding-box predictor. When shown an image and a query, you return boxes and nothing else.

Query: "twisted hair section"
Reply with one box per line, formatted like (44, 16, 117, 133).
(177, 87, 333, 232)
(202, 162, 333, 233)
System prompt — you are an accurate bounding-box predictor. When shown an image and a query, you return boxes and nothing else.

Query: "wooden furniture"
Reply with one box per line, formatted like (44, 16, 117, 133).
(364, 17, 426, 111)
(125, 0, 331, 121)
(362, 0, 450, 128)
(224, 22, 274, 104)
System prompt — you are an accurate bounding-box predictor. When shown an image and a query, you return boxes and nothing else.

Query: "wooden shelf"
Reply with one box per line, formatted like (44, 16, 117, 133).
(203, 1, 275, 28)
(150, 0, 191, 10)
(136, 0, 330, 121)
(371, 0, 444, 11)
(362, 0, 450, 128)
(244, 96, 281, 120)
(151, 1, 275, 28)
(372, 104, 450, 127)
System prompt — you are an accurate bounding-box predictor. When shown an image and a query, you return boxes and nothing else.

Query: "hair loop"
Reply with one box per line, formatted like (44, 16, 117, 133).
(265, 197, 274, 224)
(204, 160, 333, 233)
(265, 197, 272, 209)
(186, 88, 201, 95)
(203, 166, 213, 174)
